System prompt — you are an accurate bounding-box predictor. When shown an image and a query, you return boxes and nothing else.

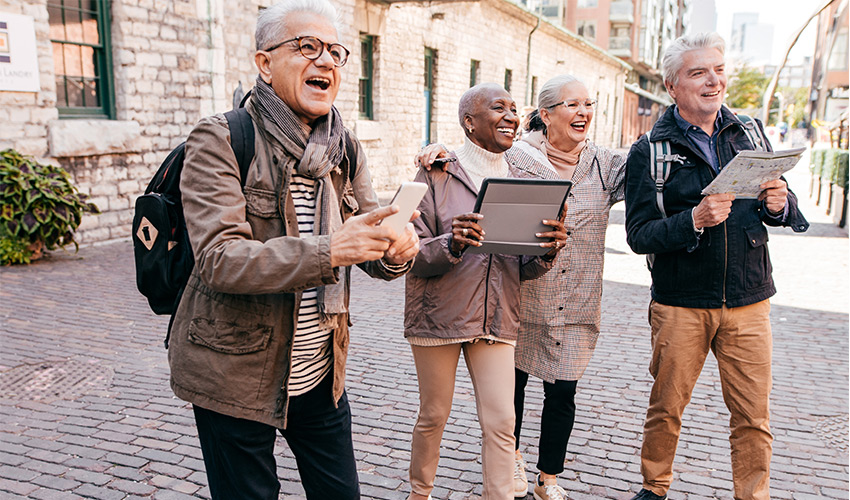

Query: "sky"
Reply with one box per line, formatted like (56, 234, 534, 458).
(713, 0, 822, 66)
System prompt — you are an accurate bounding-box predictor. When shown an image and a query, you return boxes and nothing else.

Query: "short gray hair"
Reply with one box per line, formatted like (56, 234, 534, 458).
(256, 0, 340, 51)
(458, 83, 507, 128)
(662, 32, 726, 86)
(537, 74, 584, 111)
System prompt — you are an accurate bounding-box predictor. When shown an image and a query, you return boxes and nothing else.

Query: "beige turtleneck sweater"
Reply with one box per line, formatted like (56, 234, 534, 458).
(454, 136, 509, 189)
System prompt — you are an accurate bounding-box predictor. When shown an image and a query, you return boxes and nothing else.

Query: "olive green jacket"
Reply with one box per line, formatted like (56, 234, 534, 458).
(168, 99, 407, 429)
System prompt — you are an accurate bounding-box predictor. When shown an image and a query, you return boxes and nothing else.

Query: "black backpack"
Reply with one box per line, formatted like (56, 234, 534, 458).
(132, 108, 255, 318)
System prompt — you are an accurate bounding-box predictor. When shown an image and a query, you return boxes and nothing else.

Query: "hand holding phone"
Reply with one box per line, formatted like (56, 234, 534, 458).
(381, 182, 428, 237)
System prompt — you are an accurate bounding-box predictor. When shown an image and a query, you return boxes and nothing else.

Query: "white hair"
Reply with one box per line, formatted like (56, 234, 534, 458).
(537, 74, 585, 111)
(662, 32, 726, 86)
(255, 0, 340, 51)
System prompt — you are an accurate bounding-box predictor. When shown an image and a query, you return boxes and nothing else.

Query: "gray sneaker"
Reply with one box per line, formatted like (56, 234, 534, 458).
(513, 454, 529, 498)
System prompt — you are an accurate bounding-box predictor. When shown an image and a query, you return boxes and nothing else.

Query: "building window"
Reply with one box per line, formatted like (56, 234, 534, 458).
(469, 59, 480, 87)
(577, 20, 596, 41)
(359, 34, 375, 119)
(48, 0, 114, 119)
(577, 0, 598, 7)
(504, 69, 513, 93)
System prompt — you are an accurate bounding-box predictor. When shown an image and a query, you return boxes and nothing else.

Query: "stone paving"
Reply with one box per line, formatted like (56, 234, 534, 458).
(0, 159, 847, 499)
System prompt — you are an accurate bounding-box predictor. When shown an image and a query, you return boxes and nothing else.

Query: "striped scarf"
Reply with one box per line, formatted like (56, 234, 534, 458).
(253, 77, 348, 327)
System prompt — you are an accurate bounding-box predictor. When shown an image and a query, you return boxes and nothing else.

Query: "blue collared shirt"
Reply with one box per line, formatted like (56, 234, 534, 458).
(673, 107, 723, 172)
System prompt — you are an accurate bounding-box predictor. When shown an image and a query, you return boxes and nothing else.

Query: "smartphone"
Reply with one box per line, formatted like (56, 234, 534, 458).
(432, 157, 457, 165)
(381, 182, 428, 236)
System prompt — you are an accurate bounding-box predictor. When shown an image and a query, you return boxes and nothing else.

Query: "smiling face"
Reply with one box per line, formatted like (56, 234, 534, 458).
(254, 11, 341, 125)
(540, 80, 593, 151)
(464, 86, 518, 153)
(666, 47, 727, 132)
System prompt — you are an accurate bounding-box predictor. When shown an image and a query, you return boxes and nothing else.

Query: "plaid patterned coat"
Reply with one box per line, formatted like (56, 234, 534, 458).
(512, 140, 626, 383)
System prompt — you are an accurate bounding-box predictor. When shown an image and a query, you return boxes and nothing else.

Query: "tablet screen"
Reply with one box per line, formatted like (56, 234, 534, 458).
(467, 178, 572, 255)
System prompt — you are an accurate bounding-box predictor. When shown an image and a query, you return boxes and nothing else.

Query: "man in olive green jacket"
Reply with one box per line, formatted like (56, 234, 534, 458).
(166, 1, 418, 499)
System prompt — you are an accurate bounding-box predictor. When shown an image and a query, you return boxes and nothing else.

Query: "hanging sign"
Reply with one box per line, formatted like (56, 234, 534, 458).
(0, 12, 40, 92)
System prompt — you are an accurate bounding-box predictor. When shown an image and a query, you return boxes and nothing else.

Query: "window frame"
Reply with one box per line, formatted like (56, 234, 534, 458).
(48, 0, 115, 120)
(359, 34, 375, 119)
(504, 68, 513, 94)
(469, 59, 480, 87)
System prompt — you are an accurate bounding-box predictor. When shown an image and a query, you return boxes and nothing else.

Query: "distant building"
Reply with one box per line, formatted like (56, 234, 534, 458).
(762, 58, 813, 90)
(687, 0, 716, 34)
(809, 1, 848, 124)
(528, 0, 688, 144)
(730, 12, 773, 66)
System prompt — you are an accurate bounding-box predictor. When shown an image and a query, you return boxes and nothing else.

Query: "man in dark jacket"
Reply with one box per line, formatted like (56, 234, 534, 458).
(624, 33, 808, 500)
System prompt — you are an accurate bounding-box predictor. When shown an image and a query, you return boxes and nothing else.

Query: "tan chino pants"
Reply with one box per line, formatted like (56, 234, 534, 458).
(409, 341, 516, 500)
(641, 300, 773, 500)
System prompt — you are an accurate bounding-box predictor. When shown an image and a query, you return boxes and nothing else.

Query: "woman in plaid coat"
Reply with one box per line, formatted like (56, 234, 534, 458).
(511, 75, 626, 500)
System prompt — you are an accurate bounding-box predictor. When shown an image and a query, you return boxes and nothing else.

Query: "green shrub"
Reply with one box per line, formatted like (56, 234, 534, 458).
(0, 149, 99, 265)
(835, 150, 849, 190)
(810, 149, 826, 177)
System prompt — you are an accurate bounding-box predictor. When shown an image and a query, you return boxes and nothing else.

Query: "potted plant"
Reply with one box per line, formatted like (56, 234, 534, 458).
(0, 149, 99, 265)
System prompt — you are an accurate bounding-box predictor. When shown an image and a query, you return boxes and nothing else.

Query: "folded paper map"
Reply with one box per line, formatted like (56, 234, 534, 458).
(701, 147, 806, 199)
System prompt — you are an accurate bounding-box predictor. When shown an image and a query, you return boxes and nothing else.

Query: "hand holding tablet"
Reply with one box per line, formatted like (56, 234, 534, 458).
(466, 178, 572, 255)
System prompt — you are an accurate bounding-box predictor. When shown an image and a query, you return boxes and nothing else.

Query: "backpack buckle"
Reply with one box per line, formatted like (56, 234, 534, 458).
(656, 154, 686, 164)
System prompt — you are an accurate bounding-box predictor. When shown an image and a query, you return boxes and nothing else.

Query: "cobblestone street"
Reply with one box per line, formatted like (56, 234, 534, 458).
(1, 161, 847, 499)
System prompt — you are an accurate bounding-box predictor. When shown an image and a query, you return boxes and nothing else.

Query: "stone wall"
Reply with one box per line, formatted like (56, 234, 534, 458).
(0, 0, 626, 245)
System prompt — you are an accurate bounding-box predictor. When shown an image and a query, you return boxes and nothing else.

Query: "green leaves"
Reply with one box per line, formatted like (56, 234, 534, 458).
(0, 148, 100, 265)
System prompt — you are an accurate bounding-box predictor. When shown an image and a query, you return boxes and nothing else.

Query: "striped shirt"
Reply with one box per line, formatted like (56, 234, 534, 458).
(287, 174, 333, 396)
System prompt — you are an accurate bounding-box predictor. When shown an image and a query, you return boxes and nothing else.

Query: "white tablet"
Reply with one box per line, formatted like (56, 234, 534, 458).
(466, 178, 572, 255)
(381, 181, 428, 236)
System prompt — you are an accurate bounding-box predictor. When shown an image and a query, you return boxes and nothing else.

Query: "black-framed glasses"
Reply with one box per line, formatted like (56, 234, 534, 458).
(264, 36, 350, 67)
(547, 99, 597, 111)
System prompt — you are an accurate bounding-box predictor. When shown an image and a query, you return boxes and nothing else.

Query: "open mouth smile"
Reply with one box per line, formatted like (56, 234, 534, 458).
(306, 77, 331, 90)
(570, 121, 587, 132)
(497, 127, 515, 138)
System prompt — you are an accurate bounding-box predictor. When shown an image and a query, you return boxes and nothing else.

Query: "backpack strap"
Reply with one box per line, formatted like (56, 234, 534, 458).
(343, 128, 358, 182)
(224, 107, 255, 187)
(736, 113, 766, 152)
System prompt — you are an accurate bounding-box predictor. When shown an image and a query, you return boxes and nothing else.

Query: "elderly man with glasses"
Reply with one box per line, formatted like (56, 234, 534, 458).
(166, 1, 419, 499)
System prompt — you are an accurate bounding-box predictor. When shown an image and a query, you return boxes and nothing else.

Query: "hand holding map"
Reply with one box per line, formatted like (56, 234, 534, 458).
(701, 147, 806, 199)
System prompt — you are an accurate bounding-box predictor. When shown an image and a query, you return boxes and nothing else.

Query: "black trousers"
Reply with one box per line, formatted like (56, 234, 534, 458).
(513, 368, 578, 475)
(193, 374, 360, 500)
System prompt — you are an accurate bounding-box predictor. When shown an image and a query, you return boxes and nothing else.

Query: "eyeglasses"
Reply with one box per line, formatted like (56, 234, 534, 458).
(264, 36, 350, 67)
(548, 99, 597, 111)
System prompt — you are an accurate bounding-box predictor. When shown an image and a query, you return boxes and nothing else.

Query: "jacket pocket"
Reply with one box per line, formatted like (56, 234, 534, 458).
(244, 186, 278, 218)
(186, 280, 274, 354)
(188, 319, 272, 354)
(744, 223, 771, 289)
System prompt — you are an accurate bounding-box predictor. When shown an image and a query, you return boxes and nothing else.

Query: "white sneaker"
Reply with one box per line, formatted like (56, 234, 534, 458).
(513, 454, 529, 498)
(533, 474, 567, 500)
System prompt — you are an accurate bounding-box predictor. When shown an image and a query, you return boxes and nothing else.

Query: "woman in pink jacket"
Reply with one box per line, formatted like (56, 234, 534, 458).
(404, 83, 567, 500)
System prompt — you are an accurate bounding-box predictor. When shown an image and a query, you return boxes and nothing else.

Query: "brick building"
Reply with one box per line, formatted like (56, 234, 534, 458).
(0, 0, 627, 245)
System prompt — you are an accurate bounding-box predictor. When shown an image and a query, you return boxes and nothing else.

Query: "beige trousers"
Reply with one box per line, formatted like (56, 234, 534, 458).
(409, 341, 516, 500)
(641, 300, 773, 500)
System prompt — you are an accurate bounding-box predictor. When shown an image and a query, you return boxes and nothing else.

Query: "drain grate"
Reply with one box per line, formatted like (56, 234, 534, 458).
(814, 415, 849, 453)
(0, 360, 113, 402)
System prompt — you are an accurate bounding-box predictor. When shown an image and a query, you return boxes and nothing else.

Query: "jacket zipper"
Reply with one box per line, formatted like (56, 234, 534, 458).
(483, 254, 492, 334)
(715, 120, 737, 304)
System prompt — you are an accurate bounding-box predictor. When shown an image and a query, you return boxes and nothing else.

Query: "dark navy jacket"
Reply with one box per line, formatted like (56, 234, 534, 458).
(624, 105, 809, 308)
